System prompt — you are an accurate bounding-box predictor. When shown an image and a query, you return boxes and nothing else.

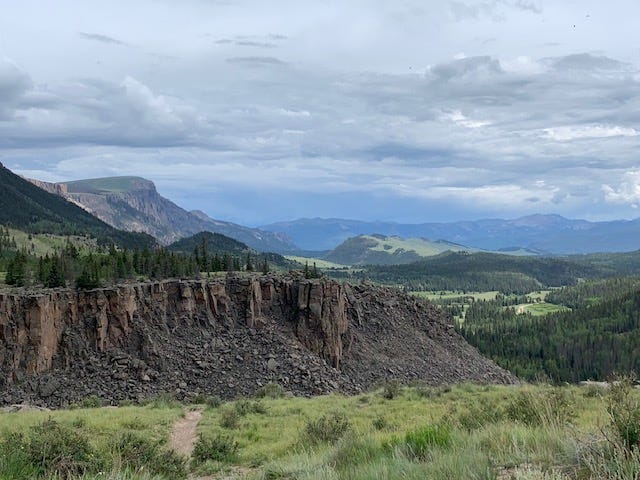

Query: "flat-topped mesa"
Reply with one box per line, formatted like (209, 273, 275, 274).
(0, 274, 515, 406)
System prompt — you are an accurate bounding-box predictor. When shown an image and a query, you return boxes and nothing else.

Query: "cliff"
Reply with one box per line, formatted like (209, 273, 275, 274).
(25, 176, 297, 252)
(0, 275, 515, 407)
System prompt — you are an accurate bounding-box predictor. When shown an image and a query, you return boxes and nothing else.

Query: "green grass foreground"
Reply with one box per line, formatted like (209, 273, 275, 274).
(0, 383, 638, 479)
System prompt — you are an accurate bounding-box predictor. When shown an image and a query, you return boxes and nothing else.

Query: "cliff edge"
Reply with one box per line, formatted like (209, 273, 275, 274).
(0, 275, 515, 407)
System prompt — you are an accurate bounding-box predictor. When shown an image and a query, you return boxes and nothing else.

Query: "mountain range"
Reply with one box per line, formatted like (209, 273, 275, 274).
(261, 215, 640, 254)
(16, 169, 640, 256)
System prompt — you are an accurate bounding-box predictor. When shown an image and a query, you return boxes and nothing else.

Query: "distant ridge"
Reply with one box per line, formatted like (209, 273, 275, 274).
(28, 176, 298, 253)
(261, 215, 640, 254)
(0, 165, 155, 249)
(324, 234, 477, 265)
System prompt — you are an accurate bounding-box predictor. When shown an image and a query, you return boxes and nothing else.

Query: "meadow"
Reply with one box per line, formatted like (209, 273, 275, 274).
(0, 381, 638, 479)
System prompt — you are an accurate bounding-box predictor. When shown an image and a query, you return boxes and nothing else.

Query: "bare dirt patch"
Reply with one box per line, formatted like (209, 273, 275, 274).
(170, 408, 204, 458)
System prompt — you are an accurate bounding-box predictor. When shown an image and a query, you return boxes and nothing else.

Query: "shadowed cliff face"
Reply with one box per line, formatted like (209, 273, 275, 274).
(0, 275, 515, 407)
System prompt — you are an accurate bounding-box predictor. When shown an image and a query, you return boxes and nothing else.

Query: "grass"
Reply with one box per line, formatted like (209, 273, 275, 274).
(364, 235, 475, 257)
(0, 383, 637, 479)
(411, 290, 499, 301)
(285, 256, 350, 270)
(4, 227, 98, 258)
(513, 302, 570, 316)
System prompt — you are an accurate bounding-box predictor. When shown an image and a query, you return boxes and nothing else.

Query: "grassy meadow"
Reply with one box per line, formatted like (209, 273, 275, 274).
(1, 382, 638, 479)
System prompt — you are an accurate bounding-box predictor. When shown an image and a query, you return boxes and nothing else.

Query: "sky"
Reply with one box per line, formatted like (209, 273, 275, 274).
(1, 0, 640, 226)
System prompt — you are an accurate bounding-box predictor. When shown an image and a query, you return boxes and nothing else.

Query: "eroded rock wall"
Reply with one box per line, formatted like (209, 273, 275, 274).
(0, 274, 515, 407)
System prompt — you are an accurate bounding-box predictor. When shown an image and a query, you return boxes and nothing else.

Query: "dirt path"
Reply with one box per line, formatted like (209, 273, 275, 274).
(170, 408, 204, 458)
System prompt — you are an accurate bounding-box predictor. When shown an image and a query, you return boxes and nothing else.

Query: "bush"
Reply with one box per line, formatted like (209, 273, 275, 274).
(191, 394, 222, 408)
(402, 424, 452, 459)
(220, 406, 241, 429)
(3, 418, 94, 478)
(256, 382, 286, 399)
(606, 376, 640, 454)
(111, 431, 187, 478)
(70, 395, 104, 409)
(505, 388, 574, 428)
(192, 434, 239, 464)
(303, 412, 351, 444)
(235, 399, 267, 415)
(328, 435, 382, 471)
(456, 398, 505, 431)
(379, 379, 402, 400)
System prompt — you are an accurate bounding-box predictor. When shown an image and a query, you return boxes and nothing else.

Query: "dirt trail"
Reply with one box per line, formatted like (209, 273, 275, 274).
(170, 408, 204, 458)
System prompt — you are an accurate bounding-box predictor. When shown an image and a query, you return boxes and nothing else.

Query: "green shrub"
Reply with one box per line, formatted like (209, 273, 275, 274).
(220, 406, 241, 429)
(506, 388, 574, 428)
(191, 393, 222, 408)
(9, 418, 94, 478)
(328, 435, 383, 471)
(372, 415, 390, 431)
(235, 399, 267, 415)
(402, 424, 452, 459)
(607, 376, 640, 454)
(456, 398, 505, 431)
(111, 431, 187, 478)
(256, 382, 286, 399)
(192, 433, 239, 464)
(70, 395, 104, 409)
(303, 412, 351, 444)
(379, 379, 402, 400)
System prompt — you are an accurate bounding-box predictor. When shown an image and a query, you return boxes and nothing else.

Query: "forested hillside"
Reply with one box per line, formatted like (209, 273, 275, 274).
(458, 278, 640, 381)
(332, 252, 599, 294)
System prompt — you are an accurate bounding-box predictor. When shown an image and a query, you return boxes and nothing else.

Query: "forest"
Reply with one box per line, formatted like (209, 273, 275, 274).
(457, 277, 640, 382)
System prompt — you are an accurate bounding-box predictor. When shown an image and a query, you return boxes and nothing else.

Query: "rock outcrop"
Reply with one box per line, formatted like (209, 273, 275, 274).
(25, 177, 296, 252)
(0, 275, 515, 407)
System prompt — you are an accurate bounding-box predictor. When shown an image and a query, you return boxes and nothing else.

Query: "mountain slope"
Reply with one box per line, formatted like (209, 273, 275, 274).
(0, 163, 154, 249)
(167, 231, 299, 270)
(261, 214, 640, 254)
(31, 176, 297, 252)
(324, 234, 476, 265)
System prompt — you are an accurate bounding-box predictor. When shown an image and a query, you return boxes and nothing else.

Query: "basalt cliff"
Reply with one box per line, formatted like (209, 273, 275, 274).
(0, 275, 515, 407)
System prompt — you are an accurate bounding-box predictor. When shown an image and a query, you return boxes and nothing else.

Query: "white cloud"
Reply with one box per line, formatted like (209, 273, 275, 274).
(603, 170, 640, 207)
(544, 125, 640, 142)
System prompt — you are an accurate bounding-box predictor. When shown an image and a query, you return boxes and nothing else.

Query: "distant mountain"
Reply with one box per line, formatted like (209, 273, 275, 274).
(0, 163, 155, 249)
(261, 214, 640, 254)
(324, 234, 476, 265)
(167, 231, 298, 270)
(30, 176, 297, 253)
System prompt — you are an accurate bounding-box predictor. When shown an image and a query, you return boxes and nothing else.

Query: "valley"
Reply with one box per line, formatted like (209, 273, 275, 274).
(2, 164, 640, 479)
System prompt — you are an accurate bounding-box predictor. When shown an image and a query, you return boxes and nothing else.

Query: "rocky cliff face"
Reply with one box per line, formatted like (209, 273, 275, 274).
(0, 275, 515, 407)
(25, 177, 296, 252)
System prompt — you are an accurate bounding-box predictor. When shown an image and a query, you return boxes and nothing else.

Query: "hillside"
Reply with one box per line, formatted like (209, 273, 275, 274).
(167, 231, 298, 270)
(30, 176, 297, 252)
(334, 251, 601, 294)
(324, 234, 475, 265)
(0, 275, 514, 407)
(261, 214, 640, 254)
(0, 164, 155, 249)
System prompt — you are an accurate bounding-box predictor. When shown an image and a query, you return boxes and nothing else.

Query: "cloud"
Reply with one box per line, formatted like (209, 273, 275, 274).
(428, 56, 504, 82)
(549, 53, 629, 72)
(79, 32, 130, 46)
(603, 170, 640, 207)
(226, 56, 287, 66)
(544, 125, 640, 141)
